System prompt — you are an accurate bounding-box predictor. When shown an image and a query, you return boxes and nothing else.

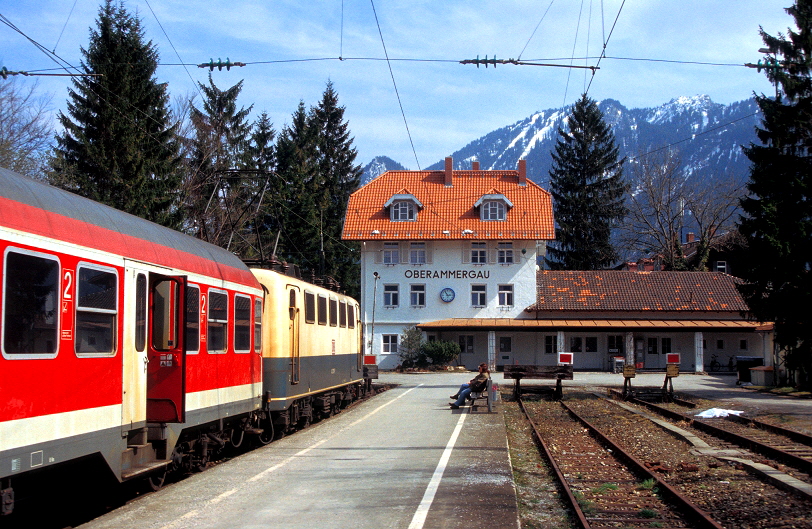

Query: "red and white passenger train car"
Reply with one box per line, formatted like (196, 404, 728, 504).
(0, 167, 269, 509)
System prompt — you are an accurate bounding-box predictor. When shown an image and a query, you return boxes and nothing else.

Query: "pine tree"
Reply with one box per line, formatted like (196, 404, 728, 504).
(53, 0, 181, 227)
(245, 112, 278, 260)
(311, 82, 362, 298)
(738, 0, 812, 389)
(546, 94, 626, 270)
(185, 75, 253, 248)
(272, 84, 362, 297)
(274, 101, 320, 271)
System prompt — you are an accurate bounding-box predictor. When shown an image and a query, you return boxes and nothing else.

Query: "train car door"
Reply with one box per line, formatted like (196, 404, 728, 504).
(289, 288, 300, 384)
(146, 274, 186, 422)
(121, 264, 150, 431)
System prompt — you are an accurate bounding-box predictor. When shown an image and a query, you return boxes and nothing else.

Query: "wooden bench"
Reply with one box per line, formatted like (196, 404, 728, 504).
(503, 365, 573, 400)
(467, 378, 493, 413)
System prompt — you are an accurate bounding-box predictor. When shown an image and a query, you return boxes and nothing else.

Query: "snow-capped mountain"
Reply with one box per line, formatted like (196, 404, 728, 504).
(362, 96, 760, 187)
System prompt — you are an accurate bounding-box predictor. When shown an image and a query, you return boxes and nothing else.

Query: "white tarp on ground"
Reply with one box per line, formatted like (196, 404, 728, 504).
(695, 408, 744, 418)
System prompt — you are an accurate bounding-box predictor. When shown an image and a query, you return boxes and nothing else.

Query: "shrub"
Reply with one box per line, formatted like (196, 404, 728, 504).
(421, 340, 461, 367)
(398, 326, 426, 368)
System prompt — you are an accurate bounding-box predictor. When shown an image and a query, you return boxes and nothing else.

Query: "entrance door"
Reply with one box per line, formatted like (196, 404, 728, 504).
(146, 274, 186, 423)
(289, 288, 300, 384)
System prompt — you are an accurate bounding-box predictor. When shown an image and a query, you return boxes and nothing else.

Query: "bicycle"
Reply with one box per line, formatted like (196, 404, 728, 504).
(709, 354, 722, 372)
(709, 354, 736, 372)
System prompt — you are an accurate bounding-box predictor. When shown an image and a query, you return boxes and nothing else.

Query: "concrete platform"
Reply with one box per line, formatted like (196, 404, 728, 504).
(78, 371, 811, 529)
(79, 373, 518, 529)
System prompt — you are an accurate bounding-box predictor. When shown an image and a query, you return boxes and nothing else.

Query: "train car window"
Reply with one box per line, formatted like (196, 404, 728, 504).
(2, 249, 59, 357)
(317, 295, 328, 326)
(207, 290, 228, 353)
(329, 298, 338, 327)
(185, 285, 200, 354)
(76, 264, 117, 356)
(234, 294, 251, 353)
(339, 301, 347, 327)
(347, 305, 355, 329)
(135, 273, 147, 352)
(151, 278, 180, 351)
(304, 292, 315, 323)
(254, 298, 262, 353)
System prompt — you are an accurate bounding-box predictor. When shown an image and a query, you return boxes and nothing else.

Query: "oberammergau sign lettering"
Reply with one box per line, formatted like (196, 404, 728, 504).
(404, 269, 490, 279)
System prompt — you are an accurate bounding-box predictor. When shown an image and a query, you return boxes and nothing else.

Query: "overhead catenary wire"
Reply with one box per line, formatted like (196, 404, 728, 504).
(9, 55, 755, 75)
(52, 0, 78, 54)
(585, 0, 626, 95)
(562, 0, 587, 107)
(143, 0, 204, 102)
(368, 0, 421, 171)
(517, 0, 556, 61)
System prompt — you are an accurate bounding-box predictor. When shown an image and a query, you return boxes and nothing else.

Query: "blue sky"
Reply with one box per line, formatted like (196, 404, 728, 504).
(0, 0, 794, 169)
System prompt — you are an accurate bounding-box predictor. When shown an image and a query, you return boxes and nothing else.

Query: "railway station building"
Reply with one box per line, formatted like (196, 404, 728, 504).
(342, 158, 555, 370)
(343, 158, 774, 374)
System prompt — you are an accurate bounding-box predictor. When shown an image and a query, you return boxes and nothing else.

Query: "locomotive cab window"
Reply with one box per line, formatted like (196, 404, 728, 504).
(207, 290, 228, 353)
(76, 264, 118, 356)
(234, 294, 251, 353)
(2, 249, 60, 358)
(185, 285, 200, 354)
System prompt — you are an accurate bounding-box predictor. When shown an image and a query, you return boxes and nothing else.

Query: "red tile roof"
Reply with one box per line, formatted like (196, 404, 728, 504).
(526, 270, 751, 314)
(342, 169, 555, 240)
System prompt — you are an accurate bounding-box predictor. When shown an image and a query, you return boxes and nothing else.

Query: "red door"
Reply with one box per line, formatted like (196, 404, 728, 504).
(146, 275, 186, 423)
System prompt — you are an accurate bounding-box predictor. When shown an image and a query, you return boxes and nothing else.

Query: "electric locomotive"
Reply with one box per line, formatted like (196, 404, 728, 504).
(253, 268, 362, 439)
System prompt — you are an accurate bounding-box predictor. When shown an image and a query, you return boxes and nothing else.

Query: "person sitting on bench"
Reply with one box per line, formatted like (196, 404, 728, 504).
(450, 363, 489, 409)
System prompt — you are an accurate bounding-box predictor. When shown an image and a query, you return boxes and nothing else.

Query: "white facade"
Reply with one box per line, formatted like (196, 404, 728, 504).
(361, 239, 542, 369)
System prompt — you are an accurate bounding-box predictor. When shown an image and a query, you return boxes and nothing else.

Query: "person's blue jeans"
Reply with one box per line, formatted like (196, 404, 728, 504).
(452, 383, 470, 397)
(453, 386, 472, 407)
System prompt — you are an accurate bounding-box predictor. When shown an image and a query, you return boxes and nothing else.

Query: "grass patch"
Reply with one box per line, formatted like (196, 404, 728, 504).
(592, 482, 618, 494)
(637, 478, 657, 490)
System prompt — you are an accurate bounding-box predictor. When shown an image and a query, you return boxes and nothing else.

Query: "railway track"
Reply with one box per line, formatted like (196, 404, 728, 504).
(517, 395, 721, 528)
(616, 394, 812, 490)
(516, 392, 812, 528)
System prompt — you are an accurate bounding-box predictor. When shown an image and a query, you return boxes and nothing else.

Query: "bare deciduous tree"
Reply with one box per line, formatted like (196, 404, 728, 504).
(0, 79, 52, 178)
(622, 148, 744, 270)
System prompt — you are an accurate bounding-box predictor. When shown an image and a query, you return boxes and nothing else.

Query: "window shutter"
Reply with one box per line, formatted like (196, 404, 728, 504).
(462, 242, 470, 264)
(401, 243, 409, 264)
(489, 243, 497, 264)
(425, 242, 433, 264)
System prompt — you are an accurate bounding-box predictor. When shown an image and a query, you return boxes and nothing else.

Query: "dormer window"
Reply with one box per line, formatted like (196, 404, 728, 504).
(482, 201, 505, 220)
(391, 201, 415, 221)
(385, 193, 423, 222)
(475, 193, 513, 221)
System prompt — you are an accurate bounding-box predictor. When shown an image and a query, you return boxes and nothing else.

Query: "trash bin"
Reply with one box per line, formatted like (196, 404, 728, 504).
(735, 356, 764, 383)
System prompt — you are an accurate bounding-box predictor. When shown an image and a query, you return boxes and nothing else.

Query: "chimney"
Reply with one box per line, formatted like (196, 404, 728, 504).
(518, 159, 527, 186)
(444, 157, 453, 187)
(686, 232, 695, 243)
(472, 161, 480, 171)
(627, 262, 638, 272)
